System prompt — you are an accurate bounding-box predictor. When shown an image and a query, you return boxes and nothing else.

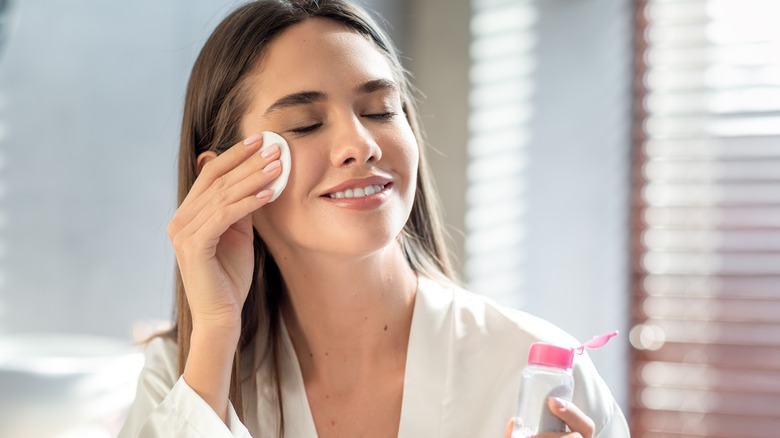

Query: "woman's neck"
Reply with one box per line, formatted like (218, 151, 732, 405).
(277, 242, 418, 393)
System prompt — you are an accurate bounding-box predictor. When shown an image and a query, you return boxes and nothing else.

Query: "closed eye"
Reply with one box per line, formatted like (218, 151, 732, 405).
(289, 123, 322, 134)
(364, 112, 398, 120)
(289, 112, 396, 134)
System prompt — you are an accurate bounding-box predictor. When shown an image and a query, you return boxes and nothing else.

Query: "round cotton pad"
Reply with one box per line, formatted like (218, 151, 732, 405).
(259, 131, 291, 202)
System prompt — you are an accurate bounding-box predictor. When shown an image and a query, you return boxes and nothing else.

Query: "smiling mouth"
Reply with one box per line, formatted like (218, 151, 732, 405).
(327, 183, 388, 199)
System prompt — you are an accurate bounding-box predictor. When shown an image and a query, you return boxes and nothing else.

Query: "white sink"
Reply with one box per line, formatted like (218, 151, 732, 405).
(0, 333, 144, 438)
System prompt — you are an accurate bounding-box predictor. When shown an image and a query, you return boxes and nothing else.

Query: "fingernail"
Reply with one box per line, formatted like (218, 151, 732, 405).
(243, 133, 263, 146)
(256, 189, 274, 199)
(263, 160, 281, 173)
(552, 397, 567, 409)
(260, 143, 279, 158)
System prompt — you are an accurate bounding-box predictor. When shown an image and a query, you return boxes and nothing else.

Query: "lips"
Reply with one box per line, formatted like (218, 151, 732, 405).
(328, 183, 388, 199)
(321, 175, 393, 198)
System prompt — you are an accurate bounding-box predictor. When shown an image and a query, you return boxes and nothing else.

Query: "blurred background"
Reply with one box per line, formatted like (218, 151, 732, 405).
(0, 0, 777, 436)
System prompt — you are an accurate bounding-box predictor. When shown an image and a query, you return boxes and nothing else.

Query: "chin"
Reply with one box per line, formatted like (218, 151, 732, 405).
(325, 228, 403, 257)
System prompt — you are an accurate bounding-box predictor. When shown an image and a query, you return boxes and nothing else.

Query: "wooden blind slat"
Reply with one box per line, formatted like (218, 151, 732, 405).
(636, 275, 780, 298)
(646, 45, 780, 68)
(635, 342, 780, 369)
(634, 386, 780, 417)
(640, 207, 780, 229)
(640, 229, 780, 251)
(636, 296, 780, 322)
(640, 182, 780, 206)
(645, 68, 780, 92)
(637, 320, 780, 346)
(646, 89, 780, 115)
(644, 135, 780, 158)
(634, 361, 780, 392)
(641, 159, 780, 182)
(636, 411, 780, 438)
(644, 115, 780, 138)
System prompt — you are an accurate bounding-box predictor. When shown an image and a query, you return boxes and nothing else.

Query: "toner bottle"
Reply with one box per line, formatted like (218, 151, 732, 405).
(512, 331, 618, 438)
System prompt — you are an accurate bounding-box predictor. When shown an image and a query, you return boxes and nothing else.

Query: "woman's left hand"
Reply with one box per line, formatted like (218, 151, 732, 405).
(503, 397, 595, 438)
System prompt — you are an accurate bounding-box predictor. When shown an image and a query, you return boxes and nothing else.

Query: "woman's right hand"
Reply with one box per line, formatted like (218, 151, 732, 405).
(504, 398, 596, 438)
(167, 133, 283, 331)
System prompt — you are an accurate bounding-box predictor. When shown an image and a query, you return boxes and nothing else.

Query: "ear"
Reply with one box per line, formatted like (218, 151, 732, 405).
(196, 151, 218, 176)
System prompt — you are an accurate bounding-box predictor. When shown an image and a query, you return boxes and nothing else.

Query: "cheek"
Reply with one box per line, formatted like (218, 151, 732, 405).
(286, 143, 327, 194)
(388, 123, 419, 181)
(406, 138, 420, 173)
(250, 147, 318, 220)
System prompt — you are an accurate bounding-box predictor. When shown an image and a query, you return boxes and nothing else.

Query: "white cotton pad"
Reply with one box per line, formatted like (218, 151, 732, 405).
(259, 131, 291, 202)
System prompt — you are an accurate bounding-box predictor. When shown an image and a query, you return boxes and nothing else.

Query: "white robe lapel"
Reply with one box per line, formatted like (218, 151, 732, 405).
(397, 277, 454, 438)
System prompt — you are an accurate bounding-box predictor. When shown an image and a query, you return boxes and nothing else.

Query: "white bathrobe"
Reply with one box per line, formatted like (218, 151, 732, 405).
(120, 277, 630, 437)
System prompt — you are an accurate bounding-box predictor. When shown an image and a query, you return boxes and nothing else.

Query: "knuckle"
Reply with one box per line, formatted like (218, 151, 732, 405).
(171, 234, 187, 252)
(172, 238, 185, 255)
(213, 206, 230, 222)
(167, 217, 181, 238)
(210, 189, 228, 207)
(211, 174, 228, 192)
(166, 224, 176, 240)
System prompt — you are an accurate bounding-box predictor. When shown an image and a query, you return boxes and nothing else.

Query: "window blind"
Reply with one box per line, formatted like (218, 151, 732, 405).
(466, 0, 536, 306)
(631, 0, 780, 437)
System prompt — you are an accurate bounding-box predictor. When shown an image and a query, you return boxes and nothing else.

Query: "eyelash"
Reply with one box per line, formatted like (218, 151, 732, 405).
(289, 112, 398, 134)
(290, 123, 321, 134)
(366, 111, 398, 120)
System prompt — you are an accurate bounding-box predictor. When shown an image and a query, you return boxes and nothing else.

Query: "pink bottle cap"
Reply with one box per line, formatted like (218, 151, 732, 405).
(528, 343, 575, 370)
(527, 331, 620, 370)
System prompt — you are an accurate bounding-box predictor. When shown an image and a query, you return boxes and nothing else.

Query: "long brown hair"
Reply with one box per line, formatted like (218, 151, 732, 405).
(170, 0, 455, 429)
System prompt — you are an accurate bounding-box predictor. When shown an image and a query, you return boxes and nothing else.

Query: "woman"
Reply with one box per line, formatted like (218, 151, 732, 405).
(120, 1, 629, 437)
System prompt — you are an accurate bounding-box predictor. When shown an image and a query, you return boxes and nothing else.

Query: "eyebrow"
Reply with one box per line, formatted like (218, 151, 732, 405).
(357, 78, 398, 95)
(263, 78, 399, 116)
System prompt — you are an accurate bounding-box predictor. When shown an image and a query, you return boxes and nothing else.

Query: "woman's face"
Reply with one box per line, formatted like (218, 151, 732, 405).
(241, 18, 418, 259)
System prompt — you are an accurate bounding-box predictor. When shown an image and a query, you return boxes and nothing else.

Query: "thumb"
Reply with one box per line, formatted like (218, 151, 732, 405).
(504, 418, 515, 438)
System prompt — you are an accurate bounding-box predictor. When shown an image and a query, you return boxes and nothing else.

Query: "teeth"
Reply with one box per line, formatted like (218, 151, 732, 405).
(329, 184, 385, 199)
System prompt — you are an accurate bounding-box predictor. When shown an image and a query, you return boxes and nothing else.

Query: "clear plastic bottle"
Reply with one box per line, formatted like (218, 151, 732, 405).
(512, 343, 575, 438)
(512, 331, 618, 438)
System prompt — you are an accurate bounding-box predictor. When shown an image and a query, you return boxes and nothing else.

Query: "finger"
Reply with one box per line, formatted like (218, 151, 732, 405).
(546, 398, 594, 438)
(194, 193, 271, 247)
(215, 142, 282, 194)
(173, 190, 274, 260)
(189, 142, 281, 212)
(187, 133, 267, 202)
(171, 149, 282, 240)
(505, 418, 515, 438)
(533, 433, 582, 438)
(173, 175, 280, 253)
(178, 149, 281, 229)
(183, 153, 282, 225)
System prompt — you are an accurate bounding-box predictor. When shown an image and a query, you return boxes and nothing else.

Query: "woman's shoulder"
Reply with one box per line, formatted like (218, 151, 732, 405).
(418, 276, 580, 349)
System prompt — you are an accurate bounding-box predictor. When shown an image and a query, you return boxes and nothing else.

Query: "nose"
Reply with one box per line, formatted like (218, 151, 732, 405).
(329, 114, 382, 167)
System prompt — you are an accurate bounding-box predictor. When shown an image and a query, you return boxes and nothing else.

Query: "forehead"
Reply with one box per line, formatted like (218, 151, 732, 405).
(250, 18, 396, 106)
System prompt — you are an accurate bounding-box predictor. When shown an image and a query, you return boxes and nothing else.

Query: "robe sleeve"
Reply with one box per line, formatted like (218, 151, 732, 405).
(570, 351, 631, 438)
(595, 400, 631, 438)
(117, 337, 252, 438)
